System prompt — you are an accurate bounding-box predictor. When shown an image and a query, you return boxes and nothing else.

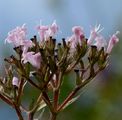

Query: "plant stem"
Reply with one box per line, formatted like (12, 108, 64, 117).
(0, 93, 13, 107)
(17, 78, 25, 105)
(53, 72, 62, 110)
(58, 85, 82, 111)
(42, 92, 54, 112)
(23, 75, 41, 90)
(58, 68, 102, 111)
(0, 93, 23, 120)
(14, 104, 24, 120)
(50, 112, 57, 120)
(53, 89, 59, 110)
(28, 112, 34, 120)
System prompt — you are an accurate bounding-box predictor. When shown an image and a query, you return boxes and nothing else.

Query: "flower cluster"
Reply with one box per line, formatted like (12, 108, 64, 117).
(0, 21, 119, 120)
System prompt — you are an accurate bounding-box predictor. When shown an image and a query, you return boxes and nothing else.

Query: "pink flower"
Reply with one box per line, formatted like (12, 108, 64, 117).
(88, 24, 103, 45)
(12, 77, 19, 87)
(37, 25, 49, 41)
(22, 40, 34, 53)
(5, 24, 27, 46)
(22, 52, 41, 69)
(49, 20, 58, 36)
(37, 21, 58, 41)
(107, 31, 119, 54)
(94, 35, 107, 50)
(5, 24, 33, 50)
(67, 26, 84, 49)
(72, 26, 84, 37)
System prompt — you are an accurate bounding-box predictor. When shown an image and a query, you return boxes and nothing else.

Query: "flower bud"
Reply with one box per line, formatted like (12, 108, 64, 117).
(98, 47, 107, 70)
(88, 46, 97, 64)
(74, 69, 82, 86)
(12, 77, 19, 87)
(107, 31, 119, 54)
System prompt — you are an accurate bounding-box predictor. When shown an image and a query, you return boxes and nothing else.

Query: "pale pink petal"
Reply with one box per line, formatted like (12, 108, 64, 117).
(49, 20, 58, 36)
(37, 25, 49, 41)
(107, 31, 119, 53)
(88, 24, 103, 45)
(37, 21, 59, 41)
(22, 52, 41, 69)
(72, 26, 84, 37)
(94, 35, 107, 50)
(5, 24, 27, 47)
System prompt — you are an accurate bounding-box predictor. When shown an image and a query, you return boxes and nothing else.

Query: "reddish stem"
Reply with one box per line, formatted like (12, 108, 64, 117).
(0, 93, 13, 107)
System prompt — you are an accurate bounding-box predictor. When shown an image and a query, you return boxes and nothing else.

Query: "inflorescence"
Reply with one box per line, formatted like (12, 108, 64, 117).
(0, 21, 119, 120)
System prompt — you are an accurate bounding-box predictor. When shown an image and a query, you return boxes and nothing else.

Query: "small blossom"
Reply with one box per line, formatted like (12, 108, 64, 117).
(5, 24, 33, 51)
(5, 24, 27, 46)
(94, 35, 107, 50)
(37, 21, 58, 41)
(67, 26, 84, 49)
(37, 24, 49, 41)
(22, 40, 34, 53)
(49, 20, 58, 36)
(88, 24, 103, 45)
(22, 52, 41, 69)
(107, 31, 119, 54)
(12, 77, 19, 87)
(72, 26, 84, 37)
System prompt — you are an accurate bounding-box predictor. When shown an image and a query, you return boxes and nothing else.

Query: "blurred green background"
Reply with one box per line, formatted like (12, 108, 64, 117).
(0, 0, 122, 120)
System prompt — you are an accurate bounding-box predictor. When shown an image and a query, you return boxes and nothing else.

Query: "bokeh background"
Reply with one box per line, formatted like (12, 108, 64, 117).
(0, 0, 122, 120)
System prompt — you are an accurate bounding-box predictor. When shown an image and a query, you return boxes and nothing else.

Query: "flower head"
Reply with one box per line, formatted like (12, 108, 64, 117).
(5, 24, 27, 46)
(88, 24, 104, 45)
(37, 20, 58, 41)
(49, 20, 58, 36)
(107, 31, 119, 54)
(94, 35, 107, 50)
(72, 26, 84, 37)
(67, 26, 84, 49)
(5, 24, 33, 51)
(37, 24, 49, 41)
(22, 52, 41, 69)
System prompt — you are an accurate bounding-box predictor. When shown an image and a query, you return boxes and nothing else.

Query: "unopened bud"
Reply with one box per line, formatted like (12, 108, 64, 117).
(88, 46, 98, 65)
(74, 69, 82, 86)
(12, 77, 19, 87)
